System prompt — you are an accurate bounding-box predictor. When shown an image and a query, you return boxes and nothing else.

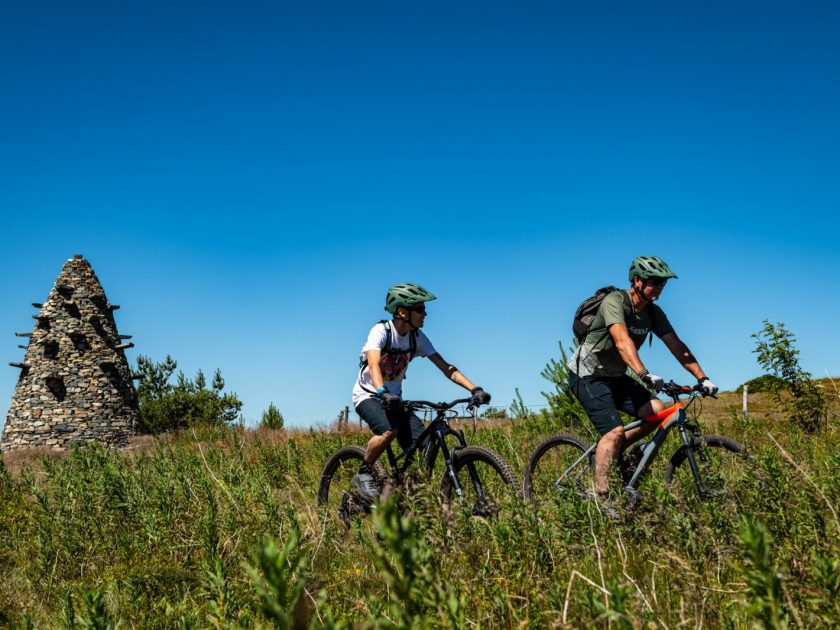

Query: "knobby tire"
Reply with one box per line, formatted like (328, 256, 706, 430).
(523, 433, 593, 504)
(439, 446, 518, 518)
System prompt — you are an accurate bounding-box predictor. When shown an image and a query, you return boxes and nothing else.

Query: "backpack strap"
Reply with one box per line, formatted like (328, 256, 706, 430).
(381, 320, 392, 354)
(357, 321, 417, 393)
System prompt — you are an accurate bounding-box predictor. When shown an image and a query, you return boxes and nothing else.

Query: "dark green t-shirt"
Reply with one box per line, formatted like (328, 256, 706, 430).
(568, 291, 674, 377)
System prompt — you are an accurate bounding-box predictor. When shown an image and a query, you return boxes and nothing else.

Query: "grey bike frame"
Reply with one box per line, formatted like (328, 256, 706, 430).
(622, 407, 685, 490)
(558, 405, 699, 493)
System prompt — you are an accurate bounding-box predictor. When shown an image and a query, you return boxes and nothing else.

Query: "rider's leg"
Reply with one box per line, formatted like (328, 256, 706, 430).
(622, 381, 667, 448)
(595, 425, 625, 494)
(568, 375, 629, 496)
(354, 398, 400, 497)
(364, 430, 398, 464)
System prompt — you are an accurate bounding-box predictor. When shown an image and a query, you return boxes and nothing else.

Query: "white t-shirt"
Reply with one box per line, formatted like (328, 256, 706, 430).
(352, 321, 437, 407)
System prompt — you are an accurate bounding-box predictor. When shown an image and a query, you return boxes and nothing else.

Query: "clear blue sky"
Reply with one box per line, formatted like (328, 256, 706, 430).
(2, 1, 838, 428)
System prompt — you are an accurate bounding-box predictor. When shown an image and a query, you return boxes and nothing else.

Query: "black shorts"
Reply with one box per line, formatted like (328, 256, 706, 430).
(356, 397, 425, 452)
(568, 373, 657, 435)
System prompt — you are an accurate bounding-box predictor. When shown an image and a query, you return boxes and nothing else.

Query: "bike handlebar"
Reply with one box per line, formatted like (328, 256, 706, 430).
(401, 397, 478, 412)
(660, 381, 715, 399)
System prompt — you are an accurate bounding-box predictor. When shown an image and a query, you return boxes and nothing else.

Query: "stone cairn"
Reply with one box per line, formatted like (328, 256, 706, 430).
(2, 255, 141, 452)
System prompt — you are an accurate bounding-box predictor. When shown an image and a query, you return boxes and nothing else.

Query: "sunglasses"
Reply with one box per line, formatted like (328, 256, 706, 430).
(409, 305, 427, 314)
(646, 277, 668, 287)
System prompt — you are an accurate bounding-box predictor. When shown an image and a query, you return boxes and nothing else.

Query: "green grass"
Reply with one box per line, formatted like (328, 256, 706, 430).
(1, 386, 839, 628)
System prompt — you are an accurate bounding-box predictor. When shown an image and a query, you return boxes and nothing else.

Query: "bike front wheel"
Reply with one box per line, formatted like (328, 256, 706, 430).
(439, 446, 519, 519)
(665, 434, 749, 502)
(523, 433, 594, 506)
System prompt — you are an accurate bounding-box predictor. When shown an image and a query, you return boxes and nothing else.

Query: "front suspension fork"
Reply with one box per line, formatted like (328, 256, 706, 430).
(441, 428, 482, 499)
(679, 426, 709, 498)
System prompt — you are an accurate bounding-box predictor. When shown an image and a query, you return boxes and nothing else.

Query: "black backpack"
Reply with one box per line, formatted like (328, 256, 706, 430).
(572, 287, 656, 344)
(573, 287, 630, 342)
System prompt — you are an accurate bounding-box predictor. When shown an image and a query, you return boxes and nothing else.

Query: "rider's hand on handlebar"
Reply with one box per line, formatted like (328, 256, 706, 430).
(698, 377, 719, 397)
(469, 386, 491, 406)
(379, 392, 402, 411)
(638, 370, 665, 392)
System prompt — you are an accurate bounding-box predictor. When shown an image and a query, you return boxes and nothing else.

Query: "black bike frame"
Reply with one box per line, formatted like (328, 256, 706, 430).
(383, 398, 490, 501)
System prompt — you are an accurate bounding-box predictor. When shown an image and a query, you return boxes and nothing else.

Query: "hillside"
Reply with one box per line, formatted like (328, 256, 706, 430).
(1, 384, 838, 628)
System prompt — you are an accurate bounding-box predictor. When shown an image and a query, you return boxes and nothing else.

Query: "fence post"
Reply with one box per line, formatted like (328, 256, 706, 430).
(742, 384, 749, 416)
(344, 406, 349, 430)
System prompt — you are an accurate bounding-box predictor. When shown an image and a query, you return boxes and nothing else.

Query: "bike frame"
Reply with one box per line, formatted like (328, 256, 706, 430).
(557, 393, 712, 497)
(383, 399, 491, 501)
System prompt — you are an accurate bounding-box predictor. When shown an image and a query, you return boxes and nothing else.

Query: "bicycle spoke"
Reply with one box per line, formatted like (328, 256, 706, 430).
(524, 434, 594, 507)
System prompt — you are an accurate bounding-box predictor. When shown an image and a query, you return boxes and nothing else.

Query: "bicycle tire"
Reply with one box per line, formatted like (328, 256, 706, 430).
(317, 446, 387, 506)
(523, 433, 594, 505)
(664, 434, 748, 501)
(439, 446, 519, 518)
(422, 440, 440, 476)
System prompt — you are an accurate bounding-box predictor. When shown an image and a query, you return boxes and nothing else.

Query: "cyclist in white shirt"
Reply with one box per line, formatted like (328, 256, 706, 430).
(351, 283, 490, 497)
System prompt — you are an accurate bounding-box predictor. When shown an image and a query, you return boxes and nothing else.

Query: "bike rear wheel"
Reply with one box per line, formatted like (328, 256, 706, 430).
(317, 446, 387, 523)
(523, 433, 594, 505)
(665, 434, 748, 502)
(439, 446, 518, 519)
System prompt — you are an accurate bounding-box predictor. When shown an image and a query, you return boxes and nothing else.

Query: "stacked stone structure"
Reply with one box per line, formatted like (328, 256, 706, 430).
(2, 255, 141, 452)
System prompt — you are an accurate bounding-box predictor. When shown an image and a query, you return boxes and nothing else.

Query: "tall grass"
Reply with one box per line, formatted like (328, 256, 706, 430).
(1, 395, 838, 628)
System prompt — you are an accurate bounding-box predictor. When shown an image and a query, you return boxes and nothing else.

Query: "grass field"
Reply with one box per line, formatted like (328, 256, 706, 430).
(1, 382, 838, 628)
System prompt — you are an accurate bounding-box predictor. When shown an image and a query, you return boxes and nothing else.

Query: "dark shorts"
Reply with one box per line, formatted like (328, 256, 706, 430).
(356, 397, 425, 452)
(568, 373, 657, 435)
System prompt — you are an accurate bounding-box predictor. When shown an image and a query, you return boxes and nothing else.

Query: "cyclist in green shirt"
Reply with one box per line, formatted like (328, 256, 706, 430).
(568, 256, 719, 516)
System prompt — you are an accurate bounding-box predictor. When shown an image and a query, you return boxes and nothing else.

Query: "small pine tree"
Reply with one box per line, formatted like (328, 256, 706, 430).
(509, 388, 532, 420)
(541, 341, 589, 428)
(260, 403, 285, 430)
(134, 355, 243, 434)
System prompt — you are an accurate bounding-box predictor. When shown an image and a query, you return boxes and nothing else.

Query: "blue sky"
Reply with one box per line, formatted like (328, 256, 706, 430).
(2, 1, 838, 428)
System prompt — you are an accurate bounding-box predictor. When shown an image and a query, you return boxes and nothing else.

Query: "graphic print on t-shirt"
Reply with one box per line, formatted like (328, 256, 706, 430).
(380, 350, 410, 381)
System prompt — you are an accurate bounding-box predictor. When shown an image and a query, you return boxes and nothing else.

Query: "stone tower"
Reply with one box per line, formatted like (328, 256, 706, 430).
(2, 255, 141, 452)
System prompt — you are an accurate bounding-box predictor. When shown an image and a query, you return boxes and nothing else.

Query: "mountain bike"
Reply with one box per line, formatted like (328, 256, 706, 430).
(523, 381, 749, 508)
(318, 397, 518, 524)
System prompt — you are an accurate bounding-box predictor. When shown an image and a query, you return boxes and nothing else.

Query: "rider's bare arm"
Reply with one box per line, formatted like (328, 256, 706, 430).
(608, 323, 646, 375)
(660, 332, 707, 381)
(366, 349, 385, 390)
(428, 353, 477, 391)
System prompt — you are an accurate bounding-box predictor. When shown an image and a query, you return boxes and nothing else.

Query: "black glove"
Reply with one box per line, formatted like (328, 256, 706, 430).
(469, 387, 491, 406)
(380, 392, 402, 412)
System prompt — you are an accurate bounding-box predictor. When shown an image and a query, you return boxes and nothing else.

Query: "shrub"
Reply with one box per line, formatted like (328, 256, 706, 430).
(541, 341, 588, 427)
(260, 403, 285, 430)
(736, 374, 785, 394)
(134, 355, 243, 434)
(752, 321, 827, 432)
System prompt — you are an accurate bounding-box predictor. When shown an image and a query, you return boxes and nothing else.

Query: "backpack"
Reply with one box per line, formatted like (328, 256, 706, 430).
(572, 287, 657, 344)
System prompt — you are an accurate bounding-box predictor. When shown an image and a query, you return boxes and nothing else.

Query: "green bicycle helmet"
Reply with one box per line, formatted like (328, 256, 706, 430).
(385, 283, 437, 314)
(628, 255, 678, 282)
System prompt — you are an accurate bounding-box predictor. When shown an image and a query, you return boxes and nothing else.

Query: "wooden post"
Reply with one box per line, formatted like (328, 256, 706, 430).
(344, 406, 350, 429)
(9, 362, 29, 369)
(32, 303, 43, 308)
(15, 332, 33, 337)
(742, 384, 748, 416)
(115, 342, 134, 350)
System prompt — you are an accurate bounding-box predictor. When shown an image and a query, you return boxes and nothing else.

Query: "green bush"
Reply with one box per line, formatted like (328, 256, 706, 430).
(752, 321, 827, 431)
(260, 403, 285, 430)
(134, 355, 243, 434)
(736, 374, 785, 394)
